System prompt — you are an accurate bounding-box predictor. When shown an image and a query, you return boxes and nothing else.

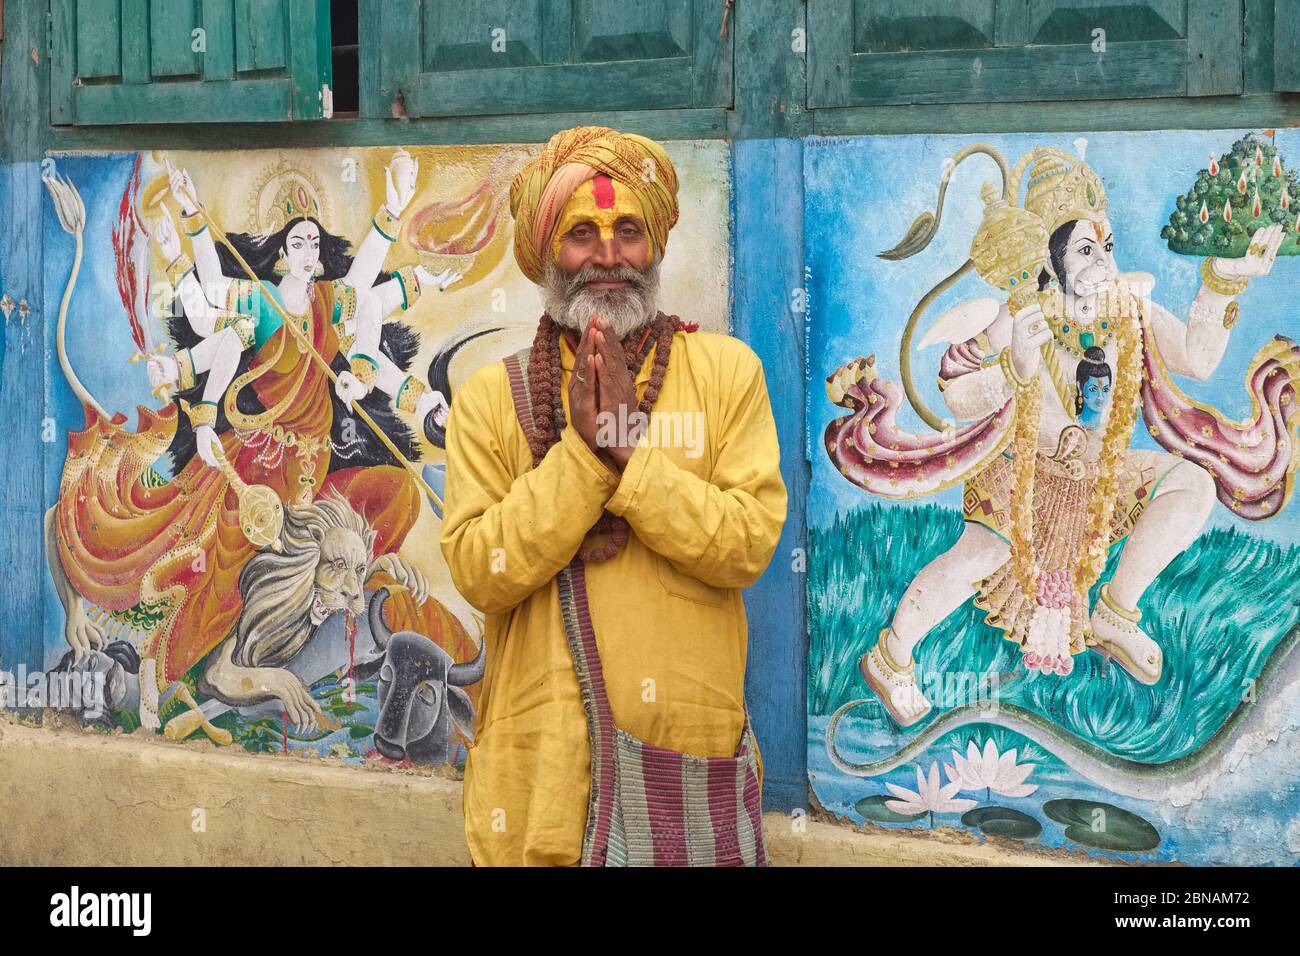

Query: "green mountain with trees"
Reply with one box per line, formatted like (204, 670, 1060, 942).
(1162, 132, 1300, 258)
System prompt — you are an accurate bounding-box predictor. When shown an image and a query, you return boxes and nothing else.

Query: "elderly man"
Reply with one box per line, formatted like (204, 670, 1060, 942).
(440, 127, 787, 867)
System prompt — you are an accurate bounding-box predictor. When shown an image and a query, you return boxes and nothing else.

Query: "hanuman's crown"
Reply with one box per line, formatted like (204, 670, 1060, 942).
(1022, 154, 1109, 235)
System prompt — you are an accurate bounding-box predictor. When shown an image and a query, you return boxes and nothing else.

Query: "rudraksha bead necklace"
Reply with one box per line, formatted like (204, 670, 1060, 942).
(524, 311, 677, 562)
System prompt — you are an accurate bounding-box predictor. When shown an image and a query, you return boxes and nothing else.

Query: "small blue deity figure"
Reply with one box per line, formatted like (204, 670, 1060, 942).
(1074, 345, 1113, 430)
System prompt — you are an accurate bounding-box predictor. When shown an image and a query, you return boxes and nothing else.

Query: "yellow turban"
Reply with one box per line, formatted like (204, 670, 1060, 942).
(509, 126, 679, 283)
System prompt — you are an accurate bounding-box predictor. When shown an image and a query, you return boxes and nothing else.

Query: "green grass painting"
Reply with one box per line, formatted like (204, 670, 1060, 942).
(809, 503, 1300, 762)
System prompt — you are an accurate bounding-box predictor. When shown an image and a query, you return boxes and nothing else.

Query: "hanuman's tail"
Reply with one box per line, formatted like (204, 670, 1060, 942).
(878, 145, 1010, 431)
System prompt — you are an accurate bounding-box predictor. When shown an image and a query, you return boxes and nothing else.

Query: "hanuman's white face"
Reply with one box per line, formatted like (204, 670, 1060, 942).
(282, 220, 321, 282)
(1059, 217, 1117, 297)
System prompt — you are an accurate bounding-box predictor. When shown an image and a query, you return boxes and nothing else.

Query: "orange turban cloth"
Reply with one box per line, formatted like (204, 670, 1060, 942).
(509, 126, 679, 284)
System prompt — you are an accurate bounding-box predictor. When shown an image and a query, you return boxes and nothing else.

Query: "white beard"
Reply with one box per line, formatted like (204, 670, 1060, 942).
(541, 258, 661, 339)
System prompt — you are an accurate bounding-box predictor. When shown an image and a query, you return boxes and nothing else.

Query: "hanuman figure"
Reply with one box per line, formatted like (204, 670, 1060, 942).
(825, 145, 1297, 727)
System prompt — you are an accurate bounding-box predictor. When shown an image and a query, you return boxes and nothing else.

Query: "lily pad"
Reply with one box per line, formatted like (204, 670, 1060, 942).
(1043, 799, 1160, 852)
(961, 806, 1042, 840)
(855, 794, 923, 823)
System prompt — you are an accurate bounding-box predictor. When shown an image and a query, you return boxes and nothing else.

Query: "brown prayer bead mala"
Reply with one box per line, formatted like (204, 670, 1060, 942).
(524, 311, 679, 562)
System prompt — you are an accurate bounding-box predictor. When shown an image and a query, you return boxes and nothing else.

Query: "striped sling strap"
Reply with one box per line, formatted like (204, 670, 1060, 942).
(502, 346, 768, 867)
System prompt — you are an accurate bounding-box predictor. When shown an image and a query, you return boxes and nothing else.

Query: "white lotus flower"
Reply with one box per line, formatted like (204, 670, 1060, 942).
(944, 739, 1039, 799)
(885, 762, 977, 827)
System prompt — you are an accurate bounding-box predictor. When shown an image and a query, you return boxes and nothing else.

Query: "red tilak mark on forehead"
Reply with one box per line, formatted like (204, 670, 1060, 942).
(1093, 221, 1104, 242)
(592, 174, 616, 209)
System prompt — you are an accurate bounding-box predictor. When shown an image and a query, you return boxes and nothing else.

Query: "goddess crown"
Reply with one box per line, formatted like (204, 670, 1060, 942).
(248, 160, 327, 236)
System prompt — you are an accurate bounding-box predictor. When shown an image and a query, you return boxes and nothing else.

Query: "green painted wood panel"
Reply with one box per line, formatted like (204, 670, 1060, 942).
(422, 0, 546, 72)
(74, 0, 121, 78)
(412, 57, 692, 117)
(50, 0, 331, 123)
(50, 0, 77, 123)
(809, 0, 1246, 106)
(121, 0, 150, 84)
(1277, 0, 1300, 88)
(201, 0, 237, 81)
(574, 0, 691, 62)
(848, 39, 1189, 104)
(235, 0, 288, 72)
(384, 0, 731, 119)
(1187, 0, 1244, 93)
(150, 0, 202, 78)
(47, 106, 731, 151)
(541, 0, 575, 63)
(286, 0, 329, 119)
(75, 76, 296, 121)
(1243, 0, 1275, 92)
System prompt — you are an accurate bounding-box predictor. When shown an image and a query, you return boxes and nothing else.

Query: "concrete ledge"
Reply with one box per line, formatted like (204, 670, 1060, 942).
(0, 720, 1100, 866)
(0, 719, 470, 866)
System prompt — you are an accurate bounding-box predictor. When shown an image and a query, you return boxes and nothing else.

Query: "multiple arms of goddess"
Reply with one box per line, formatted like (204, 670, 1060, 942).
(328, 151, 461, 417)
(145, 154, 462, 466)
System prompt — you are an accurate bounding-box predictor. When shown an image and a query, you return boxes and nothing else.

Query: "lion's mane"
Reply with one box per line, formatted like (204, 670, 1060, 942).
(231, 491, 377, 668)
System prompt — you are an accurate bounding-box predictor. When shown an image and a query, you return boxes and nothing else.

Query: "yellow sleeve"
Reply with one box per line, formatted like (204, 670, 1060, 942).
(606, 339, 787, 589)
(439, 363, 620, 614)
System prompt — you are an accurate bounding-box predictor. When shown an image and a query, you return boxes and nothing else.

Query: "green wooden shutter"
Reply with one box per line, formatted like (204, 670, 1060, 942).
(809, 0, 1244, 107)
(1277, 0, 1300, 89)
(50, 0, 333, 124)
(372, 0, 732, 119)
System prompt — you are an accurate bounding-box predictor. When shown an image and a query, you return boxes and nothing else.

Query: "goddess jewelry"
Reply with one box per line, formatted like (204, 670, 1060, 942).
(213, 311, 256, 349)
(350, 354, 379, 387)
(373, 205, 401, 242)
(180, 398, 217, 429)
(273, 254, 290, 277)
(395, 375, 429, 413)
(165, 252, 195, 286)
(393, 265, 423, 309)
(175, 349, 197, 391)
(181, 206, 208, 238)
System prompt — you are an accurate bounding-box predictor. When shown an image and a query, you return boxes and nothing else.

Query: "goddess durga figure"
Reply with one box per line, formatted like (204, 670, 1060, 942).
(825, 144, 1298, 727)
(45, 151, 464, 730)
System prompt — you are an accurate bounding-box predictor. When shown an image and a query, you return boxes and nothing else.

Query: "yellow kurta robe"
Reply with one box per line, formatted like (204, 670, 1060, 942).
(441, 329, 787, 866)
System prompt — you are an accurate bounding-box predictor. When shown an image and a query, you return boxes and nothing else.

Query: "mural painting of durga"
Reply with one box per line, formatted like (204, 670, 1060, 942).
(40, 149, 483, 759)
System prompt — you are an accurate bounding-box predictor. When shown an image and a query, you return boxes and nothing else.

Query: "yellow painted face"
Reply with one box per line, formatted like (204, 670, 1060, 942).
(550, 174, 653, 263)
